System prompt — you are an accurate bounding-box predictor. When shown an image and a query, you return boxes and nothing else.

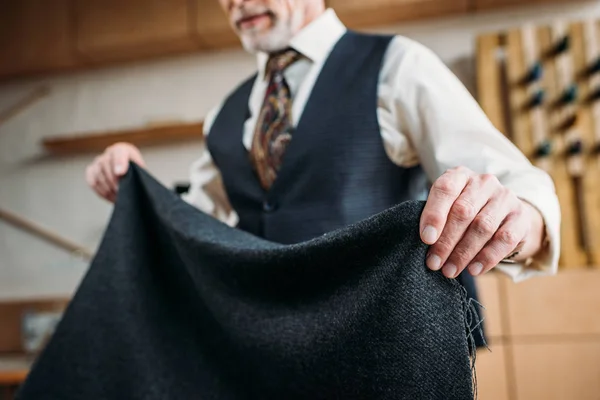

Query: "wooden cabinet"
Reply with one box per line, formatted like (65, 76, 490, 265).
(473, 0, 587, 11)
(0, 0, 78, 79)
(194, 0, 240, 49)
(0, 298, 69, 353)
(513, 342, 600, 399)
(474, 275, 510, 400)
(328, 0, 468, 29)
(474, 271, 600, 399)
(0, 0, 587, 82)
(476, 344, 510, 400)
(504, 270, 600, 337)
(74, 0, 201, 62)
(476, 274, 504, 339)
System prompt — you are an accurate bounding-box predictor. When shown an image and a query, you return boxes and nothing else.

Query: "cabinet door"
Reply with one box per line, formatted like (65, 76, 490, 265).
(74, 0, 200, 62)
(194, 0, 240, 49)
(513, 342, 600, 399)
(0, 0, 77, 79)
(504, 270, 600, 337)
(328, 0, 468, 29)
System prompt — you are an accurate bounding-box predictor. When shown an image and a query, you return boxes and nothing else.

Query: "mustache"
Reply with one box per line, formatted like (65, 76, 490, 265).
(232, 5, 275, 27)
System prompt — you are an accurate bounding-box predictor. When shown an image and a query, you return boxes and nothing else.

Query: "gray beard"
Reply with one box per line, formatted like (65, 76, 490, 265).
(239, 10, 303, 53)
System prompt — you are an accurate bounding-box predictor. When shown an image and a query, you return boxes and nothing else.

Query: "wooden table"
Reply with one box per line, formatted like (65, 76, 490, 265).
(0, 356, 31, 400)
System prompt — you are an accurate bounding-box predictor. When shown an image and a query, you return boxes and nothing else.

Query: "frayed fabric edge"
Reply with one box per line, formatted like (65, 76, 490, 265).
(450, 278, 489, 400)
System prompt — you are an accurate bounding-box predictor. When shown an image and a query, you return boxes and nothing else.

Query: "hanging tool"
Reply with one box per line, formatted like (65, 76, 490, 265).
(0, 208, 93, 260)
(565, 136, 593, 265)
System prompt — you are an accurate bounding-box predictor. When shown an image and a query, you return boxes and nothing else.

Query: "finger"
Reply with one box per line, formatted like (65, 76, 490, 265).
(99, 154, 118, 193)
(87, 161, 115, 201)
(87, 162, 107, 197)
(106, 190, 117, 203)
(432, 174, 502, 277)
(420, 167, 472, 247)
(468, 212, 527, 276)
(95, 165, 115, 200)
(422, 169, 470, 272)
(112, 146, 131, 177)
(85, 164, 96, 188)
(443, 188, 517, 278)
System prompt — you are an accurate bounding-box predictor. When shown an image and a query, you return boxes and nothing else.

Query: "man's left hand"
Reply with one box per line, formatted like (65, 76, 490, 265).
(420, 166, 545, 278)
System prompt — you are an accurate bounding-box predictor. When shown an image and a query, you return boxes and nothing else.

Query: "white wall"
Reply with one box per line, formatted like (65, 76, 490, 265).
(1, 1, 599, 300)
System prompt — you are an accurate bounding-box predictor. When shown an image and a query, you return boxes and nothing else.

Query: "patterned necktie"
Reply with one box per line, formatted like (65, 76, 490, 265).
(250, 48, 302, 190)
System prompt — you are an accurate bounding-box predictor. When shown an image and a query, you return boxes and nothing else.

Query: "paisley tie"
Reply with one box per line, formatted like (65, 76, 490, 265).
(250, 48, 302, 190)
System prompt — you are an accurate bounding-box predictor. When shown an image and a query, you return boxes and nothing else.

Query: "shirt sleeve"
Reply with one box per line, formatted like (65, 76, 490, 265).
(387, 36, 561, 282)
(181, 104, 239, 227)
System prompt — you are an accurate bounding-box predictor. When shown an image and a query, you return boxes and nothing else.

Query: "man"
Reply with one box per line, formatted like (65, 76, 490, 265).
(86, 1, 559, 288)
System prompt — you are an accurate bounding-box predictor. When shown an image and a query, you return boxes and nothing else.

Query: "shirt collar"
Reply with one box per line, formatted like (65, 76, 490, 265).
(256, 8, 347, 79)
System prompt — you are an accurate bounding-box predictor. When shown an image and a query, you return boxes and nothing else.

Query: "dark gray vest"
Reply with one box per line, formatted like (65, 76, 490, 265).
(206, 31, 428, 244)
(205, 30, 485, 347)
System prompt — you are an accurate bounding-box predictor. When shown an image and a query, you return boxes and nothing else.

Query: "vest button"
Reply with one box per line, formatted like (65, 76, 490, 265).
(263, 201, 276, 212)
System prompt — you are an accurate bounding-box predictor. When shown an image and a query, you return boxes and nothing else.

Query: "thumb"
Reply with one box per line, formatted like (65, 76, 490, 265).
(112, 146, 133, 176)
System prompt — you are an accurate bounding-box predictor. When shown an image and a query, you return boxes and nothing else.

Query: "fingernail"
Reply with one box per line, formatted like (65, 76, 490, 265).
(421, 225, 438, 244)
(427, 254, 442, 270)
(443, 263, 457, 278)
(469, 262, 484, 276)
(114, 165, 125, 175)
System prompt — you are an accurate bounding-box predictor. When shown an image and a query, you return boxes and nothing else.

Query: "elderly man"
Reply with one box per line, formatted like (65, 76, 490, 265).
(86, 0, 560, 334)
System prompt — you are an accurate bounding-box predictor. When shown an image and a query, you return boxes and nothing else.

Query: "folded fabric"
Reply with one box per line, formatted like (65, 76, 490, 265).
(17, 163, 477, 400)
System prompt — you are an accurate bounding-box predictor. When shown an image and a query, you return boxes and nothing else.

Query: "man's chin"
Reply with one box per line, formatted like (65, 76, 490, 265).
(240, 33, 289, 54)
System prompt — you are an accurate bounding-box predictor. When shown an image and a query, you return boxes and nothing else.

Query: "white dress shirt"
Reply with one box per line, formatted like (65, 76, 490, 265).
(183, 9, 561, 282)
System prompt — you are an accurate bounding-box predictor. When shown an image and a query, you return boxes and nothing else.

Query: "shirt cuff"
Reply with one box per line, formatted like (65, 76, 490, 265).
(495, 193, 561, 282)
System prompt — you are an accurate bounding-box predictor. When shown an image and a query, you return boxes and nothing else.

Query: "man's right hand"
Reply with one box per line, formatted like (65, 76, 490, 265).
(85, 142, 146, 203)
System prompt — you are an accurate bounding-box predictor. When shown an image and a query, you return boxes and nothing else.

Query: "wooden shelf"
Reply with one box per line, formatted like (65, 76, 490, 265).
(0, 365, 29, 386)
(42, 121, 204, 155)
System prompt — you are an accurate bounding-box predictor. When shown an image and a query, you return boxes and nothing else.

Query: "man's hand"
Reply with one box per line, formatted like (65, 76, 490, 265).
(85, 142, 146, 203)
(420, 166, 545, 278)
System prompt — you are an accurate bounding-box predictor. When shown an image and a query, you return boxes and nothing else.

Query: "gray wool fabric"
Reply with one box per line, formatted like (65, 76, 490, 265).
(17, 163, 476, 400)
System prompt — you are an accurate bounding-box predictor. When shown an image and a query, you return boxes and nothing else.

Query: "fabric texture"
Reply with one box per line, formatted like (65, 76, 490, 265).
(17, 164, 477, 400)
(250, 48, 302, 189)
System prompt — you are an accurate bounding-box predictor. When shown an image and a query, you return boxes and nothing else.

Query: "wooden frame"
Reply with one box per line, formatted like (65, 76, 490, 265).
(476, 20, 600, 269)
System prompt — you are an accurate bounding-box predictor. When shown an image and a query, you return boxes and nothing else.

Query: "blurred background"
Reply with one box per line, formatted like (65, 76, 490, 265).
(1, 0, 599, 399)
